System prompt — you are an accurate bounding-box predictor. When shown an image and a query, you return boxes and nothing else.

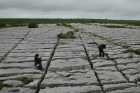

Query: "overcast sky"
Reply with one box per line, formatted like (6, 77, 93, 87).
(0, 0, 140, 20)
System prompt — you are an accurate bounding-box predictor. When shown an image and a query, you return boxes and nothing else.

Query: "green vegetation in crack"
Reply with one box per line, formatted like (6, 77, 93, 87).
(18, 77, 34, 86)
(59, 42, 67, 45)
(93, 57, 97, 60)
(44, 47, 54, 49)
(123, 49, 140, 55)
(0, 81, 13, 90)
(88, 42, 98, 45)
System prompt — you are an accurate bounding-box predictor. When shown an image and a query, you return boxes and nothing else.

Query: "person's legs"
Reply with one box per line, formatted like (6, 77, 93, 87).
(99, 48, 102, 57)
(39, 64, 43, 70)
(101, 49, 104, 57)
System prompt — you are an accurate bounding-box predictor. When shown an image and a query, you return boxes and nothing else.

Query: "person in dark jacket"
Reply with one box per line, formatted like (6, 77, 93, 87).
(34, 54, 44, 71)
(98, 44, 106, 57)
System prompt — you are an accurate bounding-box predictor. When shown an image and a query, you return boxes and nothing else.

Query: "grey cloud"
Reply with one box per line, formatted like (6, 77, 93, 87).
(0, 0, 140, 19)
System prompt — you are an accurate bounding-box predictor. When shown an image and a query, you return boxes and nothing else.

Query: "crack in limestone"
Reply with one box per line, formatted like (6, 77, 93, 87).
(35, 39, 60, 93)
(79, 34, 105, 93)
(0, 29, 31, 63)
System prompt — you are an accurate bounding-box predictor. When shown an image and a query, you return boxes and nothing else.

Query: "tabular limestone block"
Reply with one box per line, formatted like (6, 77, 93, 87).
(0, 87, 35, 93)
(49, 58, 89, 69)
(3, 80, 23, 87)
(42, 70, 99, 87)
(40, 86, 102, 93)
(96, 70, 127, 84)
(115, 58, 140, 65)
(117, 62, 140, 82)
(0, 68, 41, 77)
(92, 60, 115, 68)
(106, 86, 139, 93)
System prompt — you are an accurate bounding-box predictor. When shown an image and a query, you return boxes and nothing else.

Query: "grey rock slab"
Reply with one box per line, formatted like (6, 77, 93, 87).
(117, 62, 140, 71)
(122, 69, 139, 75)
(124, 73, 140, 82)
(96, 70, 127, 84)
(0, 39, 21, 44)
(3, 80, 23, 87)
(56, 45, 84, 50)
(0, 53, 5, 57)
(0, 68, 42, 77)
(24, 79, 39, 89)
(4, 57, 49, 63)
(40, 85, 102, 93)
(95, 66, 118, 71)
(49, 58, 89, 68)
(11, 48, 53, 52)
(7, 51, 51, 57)
(54, 51, 86, 58)
(107, 86, 140, 93)
(103, 83, 135, 92)
(0, 62, 37, 68)
(3, 57, 36, 63)
(15, 44, 54, 49)
(0, 44, 16, 50)
(0, 87, 35, 93)
(0, 74, 42, 81)
(115, 58, 140, 65)
(92, 60, 116, 68)
(42, 70, 99, 88)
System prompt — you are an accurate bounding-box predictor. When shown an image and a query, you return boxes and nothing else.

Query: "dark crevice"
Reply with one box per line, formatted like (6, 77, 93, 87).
(79, 34, 105, 93)
(35, 39, 59, 93)
(0, 30, 31, 63)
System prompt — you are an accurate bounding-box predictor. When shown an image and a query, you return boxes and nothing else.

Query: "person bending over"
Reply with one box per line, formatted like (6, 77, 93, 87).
(98, 44, 106, 57)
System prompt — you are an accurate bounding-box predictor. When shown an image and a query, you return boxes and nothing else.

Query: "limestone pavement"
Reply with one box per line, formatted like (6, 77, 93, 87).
(0, 23, 140, 93)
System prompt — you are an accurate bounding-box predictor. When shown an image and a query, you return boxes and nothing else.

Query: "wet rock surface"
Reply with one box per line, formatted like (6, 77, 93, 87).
(0, 23, 140, 93)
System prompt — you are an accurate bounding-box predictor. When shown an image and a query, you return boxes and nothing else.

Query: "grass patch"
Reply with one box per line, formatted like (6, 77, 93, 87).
(74, 29, 79, 32)
(88, 42, 98, 45)
(18, 77, 34, 86)
(122, 45, 130, 49)
(59, 42, 67, 45)
(81, 32, 88, 34)
(106, 53, 111, 60)
(57, 31, 76, 39)
(123, 49, 140, 55)
(0, 82, 13, 90)
(93, 57, 97, 60)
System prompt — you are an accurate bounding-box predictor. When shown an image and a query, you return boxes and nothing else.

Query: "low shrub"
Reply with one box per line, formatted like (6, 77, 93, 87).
(57, 31, 76, 39)
(0, 22, 6, 26)
(103, 25, 126, 28)
(28, 21, 38, 28)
